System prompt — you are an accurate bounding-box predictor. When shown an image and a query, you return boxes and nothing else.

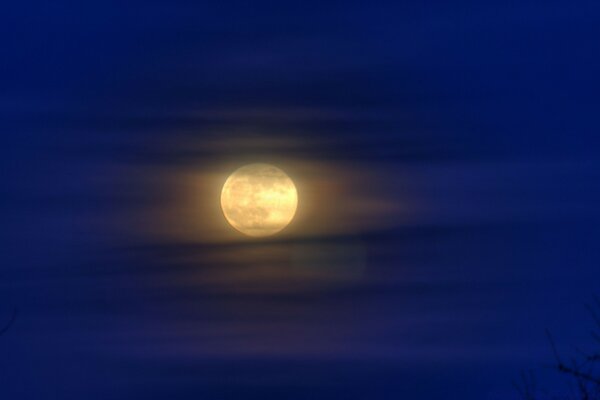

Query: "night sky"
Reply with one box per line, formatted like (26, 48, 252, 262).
(2, 1, 600, 399)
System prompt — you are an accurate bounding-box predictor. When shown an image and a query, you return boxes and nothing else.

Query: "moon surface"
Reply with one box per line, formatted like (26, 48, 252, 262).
(220, 163, 298, 237)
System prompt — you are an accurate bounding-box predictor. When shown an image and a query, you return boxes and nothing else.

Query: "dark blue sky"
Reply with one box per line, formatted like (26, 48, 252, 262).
(2, 1, 600, 399)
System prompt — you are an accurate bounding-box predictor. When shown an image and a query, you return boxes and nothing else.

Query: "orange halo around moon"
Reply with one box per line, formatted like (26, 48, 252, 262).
(220, 163, 298, 237)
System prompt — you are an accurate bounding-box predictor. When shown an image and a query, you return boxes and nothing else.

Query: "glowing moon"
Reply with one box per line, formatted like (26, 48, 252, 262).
(220, 163, 298, 237)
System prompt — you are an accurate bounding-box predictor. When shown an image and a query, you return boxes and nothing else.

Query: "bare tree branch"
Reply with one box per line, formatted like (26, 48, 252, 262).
(518, 299, 600, 399)
(0, 308, 17, 336)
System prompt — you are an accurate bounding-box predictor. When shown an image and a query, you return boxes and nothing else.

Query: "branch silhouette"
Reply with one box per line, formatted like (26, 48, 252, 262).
(0, 308, 17, 336)
(517, 298, 600, 399)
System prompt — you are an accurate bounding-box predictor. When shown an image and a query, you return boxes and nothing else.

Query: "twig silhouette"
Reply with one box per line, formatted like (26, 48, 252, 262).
(518, 298, 600, 399)
(0, 308, 17, 336)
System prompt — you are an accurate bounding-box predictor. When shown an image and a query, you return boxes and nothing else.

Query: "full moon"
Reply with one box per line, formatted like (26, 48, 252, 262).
(220, 163, 298, 237)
